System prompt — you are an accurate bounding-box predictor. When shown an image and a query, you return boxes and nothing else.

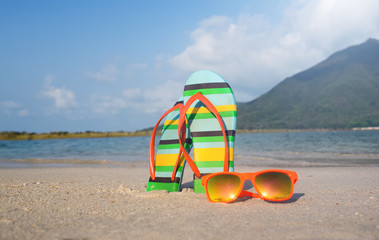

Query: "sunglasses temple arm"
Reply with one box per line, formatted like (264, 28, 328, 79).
(238, 190, 263, 200)
(149, 104, 182, 181)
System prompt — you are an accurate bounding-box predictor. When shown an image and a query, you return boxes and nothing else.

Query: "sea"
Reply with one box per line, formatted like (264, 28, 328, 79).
(0, 130, 378, 168)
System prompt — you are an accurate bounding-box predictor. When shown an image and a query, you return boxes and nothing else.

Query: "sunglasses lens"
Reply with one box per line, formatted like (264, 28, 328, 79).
(255, 172, 292, 200)
(207, 174, 241, 202)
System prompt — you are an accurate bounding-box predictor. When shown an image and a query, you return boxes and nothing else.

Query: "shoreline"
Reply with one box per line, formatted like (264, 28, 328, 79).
(0, 130, 154, 141)
(1, 165, 378, 240)
(2, 128, 379, 141)
(1, 155, 378, 169)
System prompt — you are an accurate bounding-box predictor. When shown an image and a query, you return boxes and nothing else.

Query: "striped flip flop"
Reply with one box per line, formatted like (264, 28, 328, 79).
(146, 98, 192, 192)
(182, 70, 237, 193)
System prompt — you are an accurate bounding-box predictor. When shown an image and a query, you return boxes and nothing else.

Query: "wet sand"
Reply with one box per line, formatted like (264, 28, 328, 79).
(0, 165, 378, 240)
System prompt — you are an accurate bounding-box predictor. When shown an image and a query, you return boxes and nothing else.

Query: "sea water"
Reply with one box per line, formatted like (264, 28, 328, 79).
(0, 130, 378, 167)
(235, 130, 379, 166)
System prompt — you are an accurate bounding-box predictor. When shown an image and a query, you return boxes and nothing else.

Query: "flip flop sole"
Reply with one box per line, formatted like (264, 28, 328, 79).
(183, 70, 237, 193)
(146, 99, 192, 192)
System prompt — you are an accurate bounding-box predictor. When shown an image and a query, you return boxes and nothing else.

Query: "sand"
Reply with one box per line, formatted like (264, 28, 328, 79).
(0, 165, 378, 240)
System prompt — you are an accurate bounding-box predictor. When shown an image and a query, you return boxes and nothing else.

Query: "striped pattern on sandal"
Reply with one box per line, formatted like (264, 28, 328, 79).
(146, 98, 192, 192)
(183, 70, 237, 193)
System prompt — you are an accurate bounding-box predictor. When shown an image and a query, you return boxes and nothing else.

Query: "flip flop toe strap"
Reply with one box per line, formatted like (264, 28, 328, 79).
(177, 92, 229, 177)
(149, 103, 183, 180)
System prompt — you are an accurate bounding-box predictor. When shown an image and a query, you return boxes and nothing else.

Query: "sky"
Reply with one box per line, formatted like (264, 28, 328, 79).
(1, 0, 379, 133)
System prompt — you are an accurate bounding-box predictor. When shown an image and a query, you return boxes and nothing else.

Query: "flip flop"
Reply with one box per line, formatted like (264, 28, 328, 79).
(146, 98, 192, 192)
(181, 70, 237, 193)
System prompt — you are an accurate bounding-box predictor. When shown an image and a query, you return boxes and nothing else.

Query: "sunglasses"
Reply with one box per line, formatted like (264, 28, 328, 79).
(201, 169, 298, 203)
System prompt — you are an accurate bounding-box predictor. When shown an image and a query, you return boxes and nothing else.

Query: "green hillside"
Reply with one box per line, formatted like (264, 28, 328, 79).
(237, 38, 379, 130)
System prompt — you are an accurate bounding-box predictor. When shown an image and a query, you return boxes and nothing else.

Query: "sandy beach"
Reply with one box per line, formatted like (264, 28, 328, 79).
(0, 164, 378, 240)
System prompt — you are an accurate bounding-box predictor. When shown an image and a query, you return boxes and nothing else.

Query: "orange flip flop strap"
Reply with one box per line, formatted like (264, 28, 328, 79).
(177, 92, 229, 178)
(149, 103, 183, 180)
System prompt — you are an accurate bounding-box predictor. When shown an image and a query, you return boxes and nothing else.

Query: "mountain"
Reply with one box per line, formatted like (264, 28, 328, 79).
(237, 38, 379, 130)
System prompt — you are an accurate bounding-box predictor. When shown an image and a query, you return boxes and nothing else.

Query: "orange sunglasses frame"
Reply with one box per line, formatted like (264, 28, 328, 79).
(201, 169, 298, 203)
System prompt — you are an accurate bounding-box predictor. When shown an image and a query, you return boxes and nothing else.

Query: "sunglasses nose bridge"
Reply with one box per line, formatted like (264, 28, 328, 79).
(245, 172, 256, 182)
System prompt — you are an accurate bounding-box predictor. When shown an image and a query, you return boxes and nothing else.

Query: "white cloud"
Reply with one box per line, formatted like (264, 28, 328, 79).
(285, 0, 379, 51)
(1, 101, 21, 109)
(123, 88, 142, 100)
(17, 108, 29, 116)
(83, 64, 119, 82)
(91, 95, 127, 114)
(170, 0, 379, 101)
(122, 80, 183, 114)
(0, 101, 29, 116)
(83, 63, 148, 83)
(125, 63, 147, 77)
(42, 75, 77, 109)
(88, 79, 182, 116)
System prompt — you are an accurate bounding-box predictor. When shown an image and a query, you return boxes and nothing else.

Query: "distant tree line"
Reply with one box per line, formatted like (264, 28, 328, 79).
(0, 130, 153, 140)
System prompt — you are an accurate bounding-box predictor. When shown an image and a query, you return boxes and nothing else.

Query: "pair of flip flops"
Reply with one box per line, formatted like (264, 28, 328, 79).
(146, 70, 237, 193)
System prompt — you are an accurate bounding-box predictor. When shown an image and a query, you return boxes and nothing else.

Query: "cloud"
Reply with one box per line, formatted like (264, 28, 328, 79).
(125, 63, 148, 77)
(0, 101, 29, 116)
(83, 63, 148, 83)
(170, 0, 379, 101)
(89, 79, 182, 116)
(83, 64, 119, 82)
(17, 109, 29, 116)
(1, 101, 21, 109)
(91, 95, 127, 114)
(123, 88, 142, 100)
(42, 74, 77, 109)
(285, 0, 379, 50)
(122, 80, 183, 114)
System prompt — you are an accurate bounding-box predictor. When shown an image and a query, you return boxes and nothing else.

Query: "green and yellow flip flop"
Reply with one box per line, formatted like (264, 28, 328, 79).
(146, 98, 192, 192)
(182, 70, 237, 193)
